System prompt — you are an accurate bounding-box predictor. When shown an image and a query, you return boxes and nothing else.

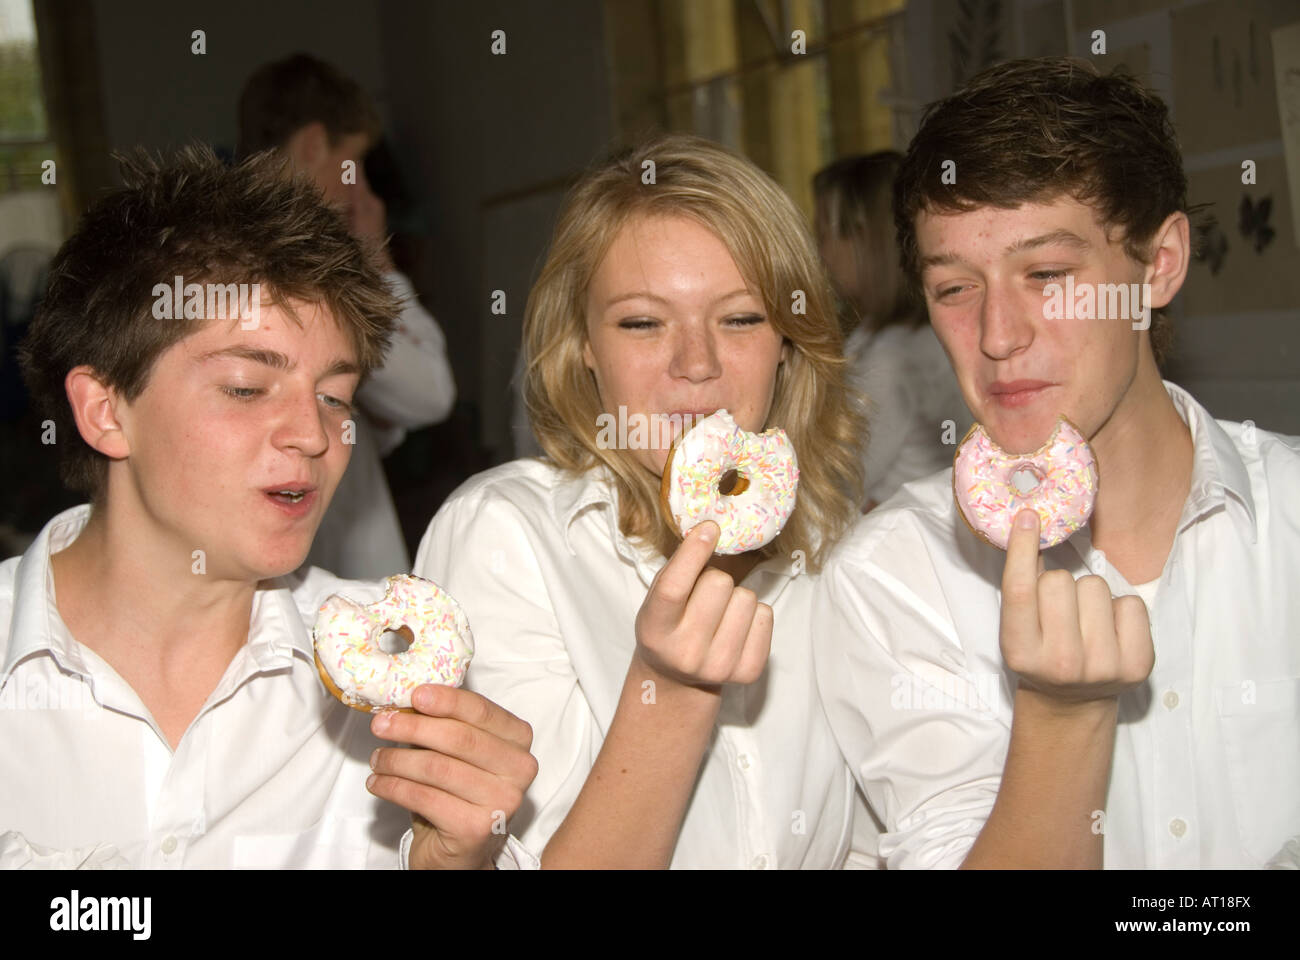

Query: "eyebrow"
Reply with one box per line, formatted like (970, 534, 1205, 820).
(1002, 229, 1091, 255)
(920, 229, 1091, 273)
(195, 345, 359, 378)
(601, 288, 756, 310)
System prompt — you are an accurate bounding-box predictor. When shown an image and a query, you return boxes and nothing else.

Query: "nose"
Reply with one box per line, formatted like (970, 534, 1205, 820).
(978, 281, 1034, 361)
(271, 387, 331, 458)
(669, 322, 722, 383)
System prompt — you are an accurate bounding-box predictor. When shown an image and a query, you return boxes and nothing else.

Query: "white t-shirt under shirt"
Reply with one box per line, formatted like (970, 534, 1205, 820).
(413, 458, 880, 868)
(846, 322, 972, 507)
(813, 381, 1300, 868)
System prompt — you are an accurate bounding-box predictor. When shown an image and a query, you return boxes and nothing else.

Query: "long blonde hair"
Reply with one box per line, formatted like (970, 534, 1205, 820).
(523, 134, 865, 571)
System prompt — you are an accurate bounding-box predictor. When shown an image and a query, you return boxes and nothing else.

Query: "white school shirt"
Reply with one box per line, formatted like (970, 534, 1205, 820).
(812, 381, 1300, 869)
(413, 458, 881, 869)
(0, 504, 532, 869)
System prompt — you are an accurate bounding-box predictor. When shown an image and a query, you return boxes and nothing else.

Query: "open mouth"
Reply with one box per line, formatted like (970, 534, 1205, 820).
(270, 490, 307, 504)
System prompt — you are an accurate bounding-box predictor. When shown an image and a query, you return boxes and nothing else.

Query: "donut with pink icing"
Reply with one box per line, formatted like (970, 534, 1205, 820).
(660, 409, 799, 555)
(952, 415, 1098, 550)
(312, 574, 474, 713)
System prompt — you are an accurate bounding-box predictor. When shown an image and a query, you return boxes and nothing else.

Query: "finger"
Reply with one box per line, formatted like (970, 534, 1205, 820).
(640, 522, 720, 636)
(679, 567, 740, 644)
(367, 773, 509, 846)
(1113, 595, 1155, 683)
(1037, 569, 1083, 679)
(405, 684, 535, 751)
(1075, 574, 1118, 682)
(695, 585, 758, 681)
(374, 694, 536, 777)
(731, 601, 773, 684)
(374, 712, 538, 792)
(1000, 509, 1042, 657)
(370, 744, 524, 810)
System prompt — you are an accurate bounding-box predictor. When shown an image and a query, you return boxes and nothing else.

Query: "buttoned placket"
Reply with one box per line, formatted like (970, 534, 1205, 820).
(616, 511, 787, 869)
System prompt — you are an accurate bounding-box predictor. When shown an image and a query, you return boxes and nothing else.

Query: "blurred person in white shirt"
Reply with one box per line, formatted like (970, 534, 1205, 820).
(415, 134, 881, 868)
(813, 58, 1300, 868)
(238, 54, 456, 578)
(813, 151, 970, 511)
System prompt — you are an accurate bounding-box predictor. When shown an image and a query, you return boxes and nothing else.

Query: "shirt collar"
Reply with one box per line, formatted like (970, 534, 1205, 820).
(547, 464, 799, 599)
(3, 504, 311, 689)
(549, 464, 662, 581)
(4, 505, 95, 685)
(1163, 380, 1258, 542)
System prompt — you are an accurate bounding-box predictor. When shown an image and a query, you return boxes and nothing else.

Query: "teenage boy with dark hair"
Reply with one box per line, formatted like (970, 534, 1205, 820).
(814, 58, 1300, 868)
(0, 145, 536, 869)
(238, 53, 456, 579)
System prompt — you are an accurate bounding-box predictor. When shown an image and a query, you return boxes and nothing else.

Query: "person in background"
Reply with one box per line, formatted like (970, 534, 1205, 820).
(238, 53, 455, 577)
(814, 152, 970, 510)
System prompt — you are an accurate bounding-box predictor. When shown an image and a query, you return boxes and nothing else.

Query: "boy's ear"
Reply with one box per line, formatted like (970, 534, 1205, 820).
(65, 366, 131, 461)
(283, 121, 329, 174)
(1144, 211, 1191, 310)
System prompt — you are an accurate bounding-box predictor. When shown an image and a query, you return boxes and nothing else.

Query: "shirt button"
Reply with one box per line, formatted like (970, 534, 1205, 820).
(737, 754, 752, 771)
(750, 854, 770, 869)
(1162, 690, 1179, 710)
(1169, 818, 1187, 839)
(161, 835, 178, 855)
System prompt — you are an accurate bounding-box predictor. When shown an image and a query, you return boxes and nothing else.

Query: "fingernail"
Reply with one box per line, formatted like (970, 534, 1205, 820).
(1017, 510, 1036, 529)
(369, 749, 379, 770)
(698, 522, 718, 542)
(372, 711, 391, 734)
(413, 686, 431, 711)
(366, 774, 377, 791)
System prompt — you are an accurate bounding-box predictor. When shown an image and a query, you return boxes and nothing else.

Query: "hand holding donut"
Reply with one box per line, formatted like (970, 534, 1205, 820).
(999, 509, 1154, 702)
(367, 684, 538, 870)
(634, 521, 773, 687)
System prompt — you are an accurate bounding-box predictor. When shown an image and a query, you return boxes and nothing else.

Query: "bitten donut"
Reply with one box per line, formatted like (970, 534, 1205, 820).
(312, 574, 474, 713)
(952, 415, 1098, 550)
(660, 409, 799, 555)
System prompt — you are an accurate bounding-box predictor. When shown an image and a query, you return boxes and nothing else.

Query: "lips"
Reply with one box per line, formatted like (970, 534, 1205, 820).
(987, 380, 1053, 408)
(262, 483, 318, 516)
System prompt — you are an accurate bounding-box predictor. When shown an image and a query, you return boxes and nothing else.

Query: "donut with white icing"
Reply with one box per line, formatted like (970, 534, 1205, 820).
(312, 574, 474, 713)
(660, 409, 799, 555)
(952, 415, 1098, 550)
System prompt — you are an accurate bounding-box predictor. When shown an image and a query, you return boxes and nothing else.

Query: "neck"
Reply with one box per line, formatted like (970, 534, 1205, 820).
(51, 498, 256, 687)
(1086, 359, 1194, 583)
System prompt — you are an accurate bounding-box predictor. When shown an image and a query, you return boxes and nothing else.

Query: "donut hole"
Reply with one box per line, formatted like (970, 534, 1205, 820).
(718, 469, 749, 497)
(378, 626, 414, 655)
(1009, 463, 1044, 496)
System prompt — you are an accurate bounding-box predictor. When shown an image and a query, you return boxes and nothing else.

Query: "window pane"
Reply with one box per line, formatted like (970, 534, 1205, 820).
(0, 0, 47, 141)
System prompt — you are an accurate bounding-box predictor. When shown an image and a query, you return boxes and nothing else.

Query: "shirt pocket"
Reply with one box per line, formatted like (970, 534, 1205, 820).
(232, 815, 375, 869)
(1216, 677, 1300, 864)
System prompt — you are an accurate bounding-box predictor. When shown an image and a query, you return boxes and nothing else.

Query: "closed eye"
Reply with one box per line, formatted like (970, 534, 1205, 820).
(222, 386, 262, 400)
(724, 313, 765, 326)
(618, 318, 658, 330)
(318, 393, 352, 412)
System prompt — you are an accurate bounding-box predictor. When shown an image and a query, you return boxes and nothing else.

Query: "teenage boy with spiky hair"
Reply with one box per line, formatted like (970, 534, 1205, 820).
(814, 58, 1300, 868)
(0, 145, 536, 869)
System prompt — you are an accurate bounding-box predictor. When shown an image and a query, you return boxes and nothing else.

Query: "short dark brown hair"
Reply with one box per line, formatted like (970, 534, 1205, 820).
(894, 57, 1192, 365)
(237, 53, 381, 157)
(19, 143, 400, 501)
